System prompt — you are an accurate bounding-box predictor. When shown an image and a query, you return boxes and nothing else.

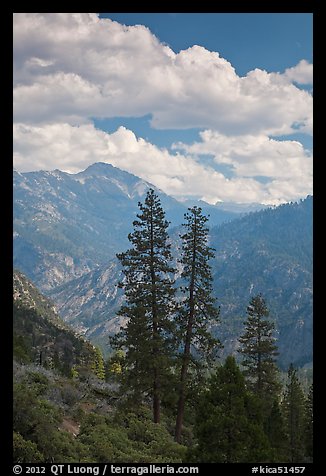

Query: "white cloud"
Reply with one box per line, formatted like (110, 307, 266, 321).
(284, 59, 313, 84)
(12, 14, 313, 205)
(173, 130, 312, 180)
(13, 13, 312, 136)
(13, 123, 312, 205)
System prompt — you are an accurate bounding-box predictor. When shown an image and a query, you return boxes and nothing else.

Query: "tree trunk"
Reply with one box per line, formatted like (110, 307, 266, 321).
(175, 338, 191, 442)
(150, 208, 160, 423)
(175, 215, 197, 442)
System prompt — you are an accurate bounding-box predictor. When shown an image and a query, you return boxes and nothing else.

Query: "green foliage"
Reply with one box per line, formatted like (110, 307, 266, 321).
(71, 365, 79, 379)
(13, 274, 98, 378)
(13, 382, 60, 461)
(190, 356, 271, 462)
(264, 400, 288, 462)
(13, 432, 44, 463)
(282, 364, 307, 462)
(23, 371, 50, 396)
(175, 206, 221, 442)
(13, 380, 90, 463)
(238, 294, 280, 403)
(79, 409, 186, 463)
(12, 197, 313, 464)
(304, 384, 313, 461)
(13, 332, 32, 363)
(91, 347, 106, 380)
(106, 350, 125, 382)
(114, 189, 177, 422)
(110, 362, 122, 374)
(177, 206, 221, 360)
(79, 417, 136, 462)
(125, 415, 186, 462)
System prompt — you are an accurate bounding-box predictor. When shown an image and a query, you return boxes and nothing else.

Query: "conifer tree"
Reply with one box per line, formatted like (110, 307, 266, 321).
(304, 383, 313, 461)
(175, 206, 220, 443)
(191, 356, 270, 462)
(264, 399, 287, 461)
(283, 364, 306, 462)
(106, 350, 125, 381)
(91, 347, 106, 380)
(113, 189, 176, 423)
(238, 294, 280, 402)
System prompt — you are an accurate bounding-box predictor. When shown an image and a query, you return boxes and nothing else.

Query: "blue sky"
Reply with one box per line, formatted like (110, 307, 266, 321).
(13, 13, 313, 205)
(100, 13, 312, 74)
(97, 13, 313, 150)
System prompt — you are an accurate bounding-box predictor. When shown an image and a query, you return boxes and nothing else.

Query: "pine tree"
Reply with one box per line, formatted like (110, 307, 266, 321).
(91, 347, 105, 380)
(113, 189, 176, 423)
(304, 383, 313, 461)
(175, 206, 220, 443)
(264, 399, 287, 461)
(71, 365, 79, 379)
(283, 364, 306, 462)
(106, 350, 125, 381)
(238, 294, 280, 403)
(191, 356, 270, 462)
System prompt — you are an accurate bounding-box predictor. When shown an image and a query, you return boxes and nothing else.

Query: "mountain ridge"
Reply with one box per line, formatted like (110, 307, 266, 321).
(48, 197, 312, 368)
(14, 162, 238, 291)
(13, 162, 312, 368)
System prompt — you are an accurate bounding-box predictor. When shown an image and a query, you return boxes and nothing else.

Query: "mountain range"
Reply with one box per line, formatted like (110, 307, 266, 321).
(14, 162, 237, 291)
(13, 163, 313, 369)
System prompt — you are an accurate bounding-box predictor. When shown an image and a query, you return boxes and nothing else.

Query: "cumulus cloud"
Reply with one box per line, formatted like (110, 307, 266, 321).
(13, 122, 312, 205)
(284, 59, 313, 84)
(173, 130, 312, 180)
(13, 13, 313, 205)
(13, 13, 312, 136)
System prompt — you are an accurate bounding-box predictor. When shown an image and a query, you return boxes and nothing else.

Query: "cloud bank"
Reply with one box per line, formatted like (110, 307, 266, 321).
(14, 123, 312, 205)
(13, 13, 313, 205)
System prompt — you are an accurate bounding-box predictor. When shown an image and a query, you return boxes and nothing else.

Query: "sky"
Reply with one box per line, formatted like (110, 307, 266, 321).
(13, 13, 313, 205)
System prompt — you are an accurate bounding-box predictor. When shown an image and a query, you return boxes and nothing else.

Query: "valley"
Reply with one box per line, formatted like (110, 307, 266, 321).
(14, 163, 313, 368)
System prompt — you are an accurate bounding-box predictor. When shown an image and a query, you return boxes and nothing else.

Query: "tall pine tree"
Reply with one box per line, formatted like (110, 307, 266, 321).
(113, 189, 176, 423)
(238, 294, 280, 403)
(282, 364, 306, 462)
(175, 206, 220, 443)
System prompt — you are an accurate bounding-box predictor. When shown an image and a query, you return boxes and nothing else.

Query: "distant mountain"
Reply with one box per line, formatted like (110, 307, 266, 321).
(49, 197, 312, 368)
(170, 198, 239, 225)
(14, 162, 237, 291)
(209, 196, 313, 369)
(213, 201, 269, 214)
(13, 269, 98, 375)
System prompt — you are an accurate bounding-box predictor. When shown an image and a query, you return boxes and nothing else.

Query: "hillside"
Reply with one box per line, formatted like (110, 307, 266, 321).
(47, 260, 125, 342)
(13, 163, 236, 291)
(49, 197, 313, 368)
(12, 212, 313, 463)
(13, 269, 99, 376)
(210, 196, 313, 368)
(12, 268, 312, 464)
(13, 270, 186, 463)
